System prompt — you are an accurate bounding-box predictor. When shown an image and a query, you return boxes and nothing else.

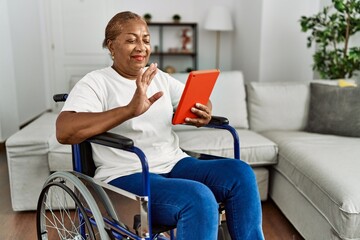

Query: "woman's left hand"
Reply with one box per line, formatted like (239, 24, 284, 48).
(184, 102, 212, 127)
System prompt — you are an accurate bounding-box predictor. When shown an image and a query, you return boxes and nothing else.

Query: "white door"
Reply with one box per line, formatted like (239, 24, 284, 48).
(46, 0, 115, 110)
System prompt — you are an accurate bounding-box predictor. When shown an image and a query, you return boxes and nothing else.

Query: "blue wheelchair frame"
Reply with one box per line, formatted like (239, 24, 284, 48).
(51, 93, 240, 240)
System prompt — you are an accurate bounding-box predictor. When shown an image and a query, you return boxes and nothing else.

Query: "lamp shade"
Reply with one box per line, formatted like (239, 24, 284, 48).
(204, 5, 233, 31)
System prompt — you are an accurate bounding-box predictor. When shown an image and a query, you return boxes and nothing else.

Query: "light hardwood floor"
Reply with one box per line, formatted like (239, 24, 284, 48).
(0, 143, 303, 239)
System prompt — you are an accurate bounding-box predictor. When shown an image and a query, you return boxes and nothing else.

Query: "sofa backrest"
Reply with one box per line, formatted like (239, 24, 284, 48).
(68, 70, 249, 129)
(246, 82, 310, 132)
(171, 71, 249, 129)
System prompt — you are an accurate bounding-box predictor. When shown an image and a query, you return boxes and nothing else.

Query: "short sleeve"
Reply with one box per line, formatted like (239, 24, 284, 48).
(61, 74, 104, 113)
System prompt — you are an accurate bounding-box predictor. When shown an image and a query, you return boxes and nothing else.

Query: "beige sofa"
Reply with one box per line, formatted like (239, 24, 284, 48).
(6, 71, 360, 239)
(246, 81, 360, 240)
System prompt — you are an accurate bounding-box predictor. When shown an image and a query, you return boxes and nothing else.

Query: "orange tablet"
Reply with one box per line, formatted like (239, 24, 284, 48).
(172, 69, 220, 125)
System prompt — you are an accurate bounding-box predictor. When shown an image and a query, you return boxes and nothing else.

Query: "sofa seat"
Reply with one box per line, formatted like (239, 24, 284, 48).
(175, 128, 278, 166)
(48, 134, 72, 172)
(262, 130, 360, 239)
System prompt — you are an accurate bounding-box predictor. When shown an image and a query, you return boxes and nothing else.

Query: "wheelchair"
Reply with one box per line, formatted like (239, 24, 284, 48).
(36, 94, 240, 240)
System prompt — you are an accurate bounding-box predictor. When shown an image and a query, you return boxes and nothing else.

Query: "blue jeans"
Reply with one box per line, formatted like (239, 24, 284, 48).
(109, 157, 264, 240)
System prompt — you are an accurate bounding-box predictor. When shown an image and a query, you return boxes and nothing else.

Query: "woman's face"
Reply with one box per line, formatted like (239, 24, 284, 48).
(109, 19, 151, 79)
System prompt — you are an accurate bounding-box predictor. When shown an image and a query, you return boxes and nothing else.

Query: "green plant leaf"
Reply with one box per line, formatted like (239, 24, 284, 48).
(299, 0, 360, 79)
(334, 0, 346, 12)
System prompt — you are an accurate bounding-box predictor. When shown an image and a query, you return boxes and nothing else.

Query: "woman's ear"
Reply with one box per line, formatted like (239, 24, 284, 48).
(107, 40, 115, 60)
(107, 39, 114, 53)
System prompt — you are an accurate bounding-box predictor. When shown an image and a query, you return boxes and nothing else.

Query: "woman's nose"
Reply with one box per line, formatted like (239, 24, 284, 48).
(135, 42, 146, 52)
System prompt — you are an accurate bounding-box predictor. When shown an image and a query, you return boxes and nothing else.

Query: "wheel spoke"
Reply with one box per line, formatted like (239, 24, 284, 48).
(37, 181, 95, 240)
(52, 185, 79, 235)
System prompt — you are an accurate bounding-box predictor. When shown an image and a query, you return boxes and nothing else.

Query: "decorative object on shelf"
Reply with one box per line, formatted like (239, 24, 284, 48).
(143, 13, 152, 23)
(165, 65, 176, 74)
(153, 45, 159, 53)
(204, 5, 234, 69)
(148, 22, 197, 71)
(168, 47, 179, 53)
(181, 28, 192, 52)
(172, 14, 181, 23)
(300, 0, 360, 80)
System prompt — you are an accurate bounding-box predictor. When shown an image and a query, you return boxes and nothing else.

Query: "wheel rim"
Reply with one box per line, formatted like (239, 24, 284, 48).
(37, 181, 96, 240)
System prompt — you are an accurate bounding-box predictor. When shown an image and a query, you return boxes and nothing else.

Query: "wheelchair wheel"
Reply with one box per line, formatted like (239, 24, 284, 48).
(37, 171, 111, 240)
(37, 181, 95, 239)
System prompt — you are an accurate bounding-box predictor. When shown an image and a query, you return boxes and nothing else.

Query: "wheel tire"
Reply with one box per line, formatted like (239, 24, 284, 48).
(36, 171, 110, 240)
(36, 181, 95, 239)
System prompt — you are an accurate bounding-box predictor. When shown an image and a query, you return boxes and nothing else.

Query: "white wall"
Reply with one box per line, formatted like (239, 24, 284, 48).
(6, 0, 49, 124)
(0, 0, 20, 141)
(233, 0, 320, 82)
(233, 0, 263, 82)
(259, 0, 319, 82)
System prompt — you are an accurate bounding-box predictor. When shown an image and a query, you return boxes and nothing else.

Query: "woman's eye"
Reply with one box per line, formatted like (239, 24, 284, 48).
(127, 39, 136, 43)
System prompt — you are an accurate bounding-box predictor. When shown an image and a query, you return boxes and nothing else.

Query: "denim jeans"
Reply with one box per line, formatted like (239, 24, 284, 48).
(109, 157, 264, 240)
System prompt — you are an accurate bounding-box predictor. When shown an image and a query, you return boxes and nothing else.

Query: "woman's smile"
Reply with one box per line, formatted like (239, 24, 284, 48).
(132, 55, 146, 62)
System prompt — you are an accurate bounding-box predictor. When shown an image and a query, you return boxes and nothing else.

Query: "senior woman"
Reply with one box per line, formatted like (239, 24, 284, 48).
(56, 11, 264, 240)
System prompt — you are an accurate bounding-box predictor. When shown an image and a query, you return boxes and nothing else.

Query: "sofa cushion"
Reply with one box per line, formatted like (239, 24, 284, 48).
(247, 82, 310, 132)
(175, 128, 278, 166)
(262, 130, 360, 239)
(306, 81, 360, 137)
(48, 134, 72, 172)
(171, 71, 249, 129)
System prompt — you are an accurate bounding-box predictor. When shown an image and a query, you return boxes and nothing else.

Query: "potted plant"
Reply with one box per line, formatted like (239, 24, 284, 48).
(172, 14, 181, 23)
(300, 0, 360, 79)
(143, 13, 152, 23)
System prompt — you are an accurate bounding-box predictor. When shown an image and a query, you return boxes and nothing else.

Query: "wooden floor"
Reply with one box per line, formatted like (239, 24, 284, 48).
(0, 143, 303, 240)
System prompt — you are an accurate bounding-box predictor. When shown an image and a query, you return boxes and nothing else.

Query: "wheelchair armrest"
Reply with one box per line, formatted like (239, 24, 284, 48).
(86, 132, 150, 197)
(207, 116, 229, 126)
(87, 132, 134, 150)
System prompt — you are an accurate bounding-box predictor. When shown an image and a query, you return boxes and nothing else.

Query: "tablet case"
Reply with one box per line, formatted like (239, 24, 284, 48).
(172, 69, 220, 125)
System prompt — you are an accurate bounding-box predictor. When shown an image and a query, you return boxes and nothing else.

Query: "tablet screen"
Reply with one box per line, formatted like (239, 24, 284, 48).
(172, 69, 220, 125)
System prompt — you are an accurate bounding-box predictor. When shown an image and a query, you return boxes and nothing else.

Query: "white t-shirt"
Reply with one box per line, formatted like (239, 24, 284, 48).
(62, 67, 189, 182)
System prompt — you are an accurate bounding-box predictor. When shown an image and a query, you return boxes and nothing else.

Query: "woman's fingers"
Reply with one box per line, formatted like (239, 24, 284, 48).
(184, 103, 212, 127)
(148, 91, 164, 104)
(130, 63, 162, 117)
(140, 63, 158, 85)
(147, 63, 158, 81)
(192, 103, 211, 118)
